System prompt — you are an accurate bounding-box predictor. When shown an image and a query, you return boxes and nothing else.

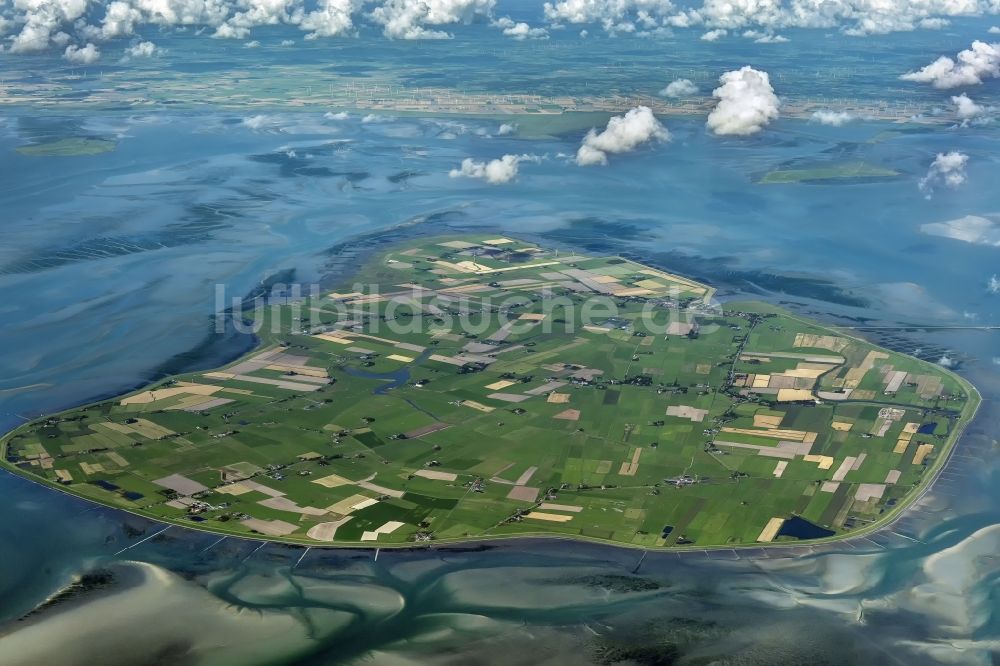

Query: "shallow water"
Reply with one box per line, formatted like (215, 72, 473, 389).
(0, 87, 998, 663)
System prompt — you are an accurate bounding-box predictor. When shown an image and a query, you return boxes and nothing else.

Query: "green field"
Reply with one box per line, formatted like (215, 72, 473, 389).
(15, 137, 117, 156)
(1, 236, 979, 550)
(758, 161, 899, 184)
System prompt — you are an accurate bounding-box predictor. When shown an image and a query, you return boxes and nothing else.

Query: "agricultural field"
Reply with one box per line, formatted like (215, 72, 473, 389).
(15, 137, 117, 156)
(1, 236, 978, 549)
(758, 161, 900, 184)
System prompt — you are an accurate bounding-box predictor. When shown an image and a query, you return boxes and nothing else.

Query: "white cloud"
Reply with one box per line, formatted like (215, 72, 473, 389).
(918, 17, 949, 29)
(449, 154, 530, 184)
(811, 110, 854, 126)
(919, 151, 969, 193)
(243, 39, 261, 47)
(901, 41, 1000, 89)
(212, 23, 248, 38)
(691, 0, 1000, 37)
(543, 0, 677, 34)
(63, 42, 100, 63)
(659, 78, 698, 98)
(215, 0, 302, 40)
(920, 215, 1000, 246)
(575, 106, 669, 166)
(242, 114, 273, 129)
(743, 29, 787, 43)
(937, 355, 956, 368)
(124, 40, 159, 57)
(3, 0, 358, 52)
(8, 0, 90, 53)
(370, 0, 495, 39)
(575, 144, 608, 166)
(494, 16, 548, 39)
(300, 0, 360, 39)
(92, 1, 143, 39)
(700, 28, 726, 41)
(952, 93, 985, 119)
(951, 93, 992, 123)
(497, 122, 517, 135)
(128, 0, 230, 29)
(325, 111, 350, 120)
(7, 0, 1000, 58)
(706, 66, 780, 136)
(989, 274, 1000, 294)
(281, 38, 295, 45)
(990, 26, 1000, 34)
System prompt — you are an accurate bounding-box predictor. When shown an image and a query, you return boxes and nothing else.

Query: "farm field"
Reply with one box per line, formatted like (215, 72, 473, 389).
(15, 137, 118, 156)
(1, 236, 978, 549)
(758, 162, 900, 184)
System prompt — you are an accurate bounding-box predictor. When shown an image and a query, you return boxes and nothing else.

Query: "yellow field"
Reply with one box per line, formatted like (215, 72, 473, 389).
(326, 494, 377, 515)
(753, 413, 784, 428)
(757, 517, 785, 543)
(793, 333, 849, 352)
(619, 448, 642, 476)
(804, 454, 834, 470)
(776, 389, 815, 402)
(485, 380, 517, 390)
(721, 427, 813, 442)
(844, 351, 889, 388)
(314, 333, 352, 344)
(525, 511, 574, 523)
(311, 473, 354, 488)
(913, 444, 935, 465)
(120, 383, 221, 405)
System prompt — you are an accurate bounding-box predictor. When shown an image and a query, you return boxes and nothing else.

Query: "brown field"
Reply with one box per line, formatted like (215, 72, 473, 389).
(506, 486, 540, 502)
(240, 518, 299, 537)
(553, 409, 581, 421)
(414, 469, 459, 481)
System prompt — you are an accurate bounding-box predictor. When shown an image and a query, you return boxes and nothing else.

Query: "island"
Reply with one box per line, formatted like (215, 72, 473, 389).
(0, 236, 979, 549)
(15, 137, 117, 157)
(757, 161, 900, 184)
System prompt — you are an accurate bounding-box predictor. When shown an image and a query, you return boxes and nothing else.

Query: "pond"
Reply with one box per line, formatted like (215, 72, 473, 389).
(777, 516, 835, 540)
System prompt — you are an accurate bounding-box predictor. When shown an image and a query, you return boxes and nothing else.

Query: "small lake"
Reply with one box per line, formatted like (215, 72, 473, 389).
(777, 516, 836, 540)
